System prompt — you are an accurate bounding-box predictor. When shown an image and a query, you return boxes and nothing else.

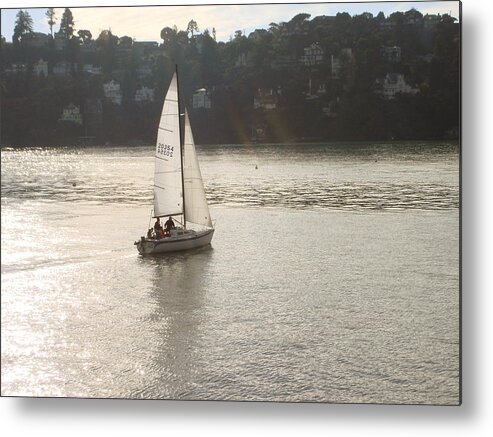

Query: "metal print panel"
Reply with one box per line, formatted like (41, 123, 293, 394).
(0, 1, 460, 405)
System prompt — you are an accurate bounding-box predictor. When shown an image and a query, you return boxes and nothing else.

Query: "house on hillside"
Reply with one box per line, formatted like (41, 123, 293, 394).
(374, 73, 419, 100)
(59, 104, 83, 124)
(82, 64, 102, 75)
(192, 88, 212, 109)
(33, 59, 48, 76)
(4, 63, 27, 75)
(103, 80, 122, 105)
(300, 43, 325, 66)
(135, 86, 155, 104)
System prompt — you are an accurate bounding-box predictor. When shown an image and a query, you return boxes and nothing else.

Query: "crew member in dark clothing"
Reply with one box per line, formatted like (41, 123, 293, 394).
(154, 217, 163, 238)
(164, 216, 176, 232)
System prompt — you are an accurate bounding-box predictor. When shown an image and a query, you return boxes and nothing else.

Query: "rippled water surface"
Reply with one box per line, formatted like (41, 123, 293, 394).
(1, 142, 459, 404)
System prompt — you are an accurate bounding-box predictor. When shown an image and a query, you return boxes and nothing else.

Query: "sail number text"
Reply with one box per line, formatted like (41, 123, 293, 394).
(157, 143, 174, 158)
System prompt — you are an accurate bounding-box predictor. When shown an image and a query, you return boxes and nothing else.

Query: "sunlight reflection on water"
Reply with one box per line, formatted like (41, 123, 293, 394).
(1, 143, 459, 403)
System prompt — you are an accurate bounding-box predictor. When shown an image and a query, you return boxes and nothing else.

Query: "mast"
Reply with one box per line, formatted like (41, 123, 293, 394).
(175, 64, 186, 228)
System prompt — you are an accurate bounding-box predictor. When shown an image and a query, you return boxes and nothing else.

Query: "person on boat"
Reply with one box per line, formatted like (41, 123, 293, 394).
(165, 216, 176, 233)
(154, 218, 163, 239)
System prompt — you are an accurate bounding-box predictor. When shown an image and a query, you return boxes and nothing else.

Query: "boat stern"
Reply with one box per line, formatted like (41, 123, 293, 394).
(134, 236, 149, 255)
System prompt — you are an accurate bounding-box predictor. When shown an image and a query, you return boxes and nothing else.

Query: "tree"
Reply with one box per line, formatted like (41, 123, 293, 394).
(197, 30, 221, 86)
(1, 8, 460, 145)
(45, 8, 56, 38)
(77, 29, 92, 43)
(388, 11, 405, 26)
(288, 13, 311, 28)
(375, 11, 386, 23)
(12, 10, 33, 44)
(96, 29, 119, 74)
(59, 8, 75, 38)
(159, 26, 188, 64)
(187, 20, 199, 38)
(119, 35, 133, 46)
(404, 8, 423, 24)
(160, 26, 177, 45)
(96, 29, 118, 45)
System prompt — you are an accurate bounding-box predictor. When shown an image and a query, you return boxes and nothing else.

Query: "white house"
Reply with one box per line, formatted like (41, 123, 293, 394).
(5, 63, 27, 75)
(82, 64, 102, 75)
(192, 88, 212, 109)
(375, 73, 419, 100)
(135, 86, 155, 103)
(59, 104, 83, 124)
(33, 59, 48, 76)
(300, 43, 325, 66)
(103, 80, 123, 105)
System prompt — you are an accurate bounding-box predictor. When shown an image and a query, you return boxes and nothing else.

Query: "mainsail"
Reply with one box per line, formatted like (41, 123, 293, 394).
(153, 72, 183, 218)
(183, 109, 213, 228)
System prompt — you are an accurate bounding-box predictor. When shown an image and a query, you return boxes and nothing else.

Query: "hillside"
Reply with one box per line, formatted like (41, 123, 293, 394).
(0, 8, 460, 146)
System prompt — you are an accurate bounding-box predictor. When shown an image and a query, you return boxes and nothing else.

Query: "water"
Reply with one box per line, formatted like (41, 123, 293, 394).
(1, 142, 460, 404)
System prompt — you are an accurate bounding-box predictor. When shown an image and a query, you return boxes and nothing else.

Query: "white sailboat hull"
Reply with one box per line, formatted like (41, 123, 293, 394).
(135, 228, 214, 255)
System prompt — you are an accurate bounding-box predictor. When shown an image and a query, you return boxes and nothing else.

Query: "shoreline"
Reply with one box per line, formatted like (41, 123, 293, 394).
(1, 138, 460, 149)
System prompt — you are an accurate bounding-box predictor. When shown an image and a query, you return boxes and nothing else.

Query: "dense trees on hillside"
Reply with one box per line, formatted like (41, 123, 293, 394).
(12, 10, 33, 45)
(0, 8, 460, 146)
(45, 8, 56, 38)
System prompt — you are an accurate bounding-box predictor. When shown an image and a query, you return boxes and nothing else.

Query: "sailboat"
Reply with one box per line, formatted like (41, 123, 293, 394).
(135, 67, 214, 255)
